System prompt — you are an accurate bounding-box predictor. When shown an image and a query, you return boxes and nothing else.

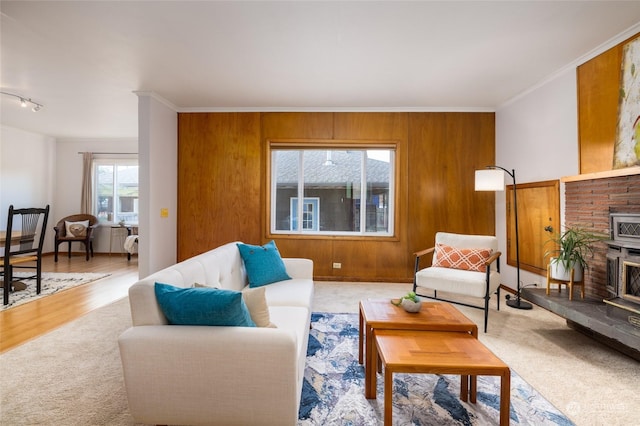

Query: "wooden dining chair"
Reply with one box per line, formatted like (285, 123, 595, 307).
(1, 205, 50, 306)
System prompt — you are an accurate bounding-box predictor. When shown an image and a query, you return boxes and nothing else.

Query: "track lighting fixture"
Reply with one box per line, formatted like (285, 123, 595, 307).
(1, 90, 44, 112)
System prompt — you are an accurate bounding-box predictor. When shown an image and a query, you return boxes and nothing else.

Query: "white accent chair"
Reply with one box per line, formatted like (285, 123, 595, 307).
(413, 232, 502, 332)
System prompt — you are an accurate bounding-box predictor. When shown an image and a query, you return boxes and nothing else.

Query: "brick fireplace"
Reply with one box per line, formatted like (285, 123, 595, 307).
(523, 169, 640, 360)
(564, 172, 640, 300)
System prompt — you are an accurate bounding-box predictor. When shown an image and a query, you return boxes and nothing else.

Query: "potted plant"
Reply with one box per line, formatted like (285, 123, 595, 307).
(545, 225, 607, 282)
(391, 291, 422, 313)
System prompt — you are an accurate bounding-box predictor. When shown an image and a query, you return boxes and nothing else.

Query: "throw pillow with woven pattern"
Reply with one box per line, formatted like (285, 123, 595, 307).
(432, 243, 492, 273)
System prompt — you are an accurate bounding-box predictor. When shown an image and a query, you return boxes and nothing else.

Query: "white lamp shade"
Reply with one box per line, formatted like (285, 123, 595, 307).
(475, 169, 505, 191)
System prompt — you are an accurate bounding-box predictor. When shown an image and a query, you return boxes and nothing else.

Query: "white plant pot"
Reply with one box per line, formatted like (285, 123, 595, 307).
(401, 298, 422, 313)
(550, 259, 584, 282)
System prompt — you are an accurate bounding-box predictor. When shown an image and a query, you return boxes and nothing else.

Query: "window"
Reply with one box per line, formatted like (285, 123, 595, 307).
(94, 158, 139, 224)
(291, 198, 320, 231)
(270, 143, 395, 236)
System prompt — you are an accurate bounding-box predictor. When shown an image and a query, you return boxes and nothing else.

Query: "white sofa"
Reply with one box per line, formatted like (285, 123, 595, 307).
(118, 241, 314, 426)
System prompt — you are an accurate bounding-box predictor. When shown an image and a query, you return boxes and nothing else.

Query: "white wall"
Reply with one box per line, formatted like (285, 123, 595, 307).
(137, 93, 177, 278)
(495, 68, 579, 292)
(0, 125, 56, 252)
(55, 138, 137, 254)
(0, 125, 138, 256)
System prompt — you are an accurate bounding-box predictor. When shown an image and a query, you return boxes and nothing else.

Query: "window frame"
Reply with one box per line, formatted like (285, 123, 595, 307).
(266, 139, 399, 240)
(93, 156, 139, 225)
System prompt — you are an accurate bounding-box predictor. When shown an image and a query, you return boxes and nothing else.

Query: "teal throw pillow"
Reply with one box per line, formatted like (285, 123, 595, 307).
(237, 240, 292, 288)
(154, 283, 256, 327)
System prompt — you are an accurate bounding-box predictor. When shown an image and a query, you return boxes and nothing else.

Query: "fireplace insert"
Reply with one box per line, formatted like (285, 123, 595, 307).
(604, 213, 640, 326)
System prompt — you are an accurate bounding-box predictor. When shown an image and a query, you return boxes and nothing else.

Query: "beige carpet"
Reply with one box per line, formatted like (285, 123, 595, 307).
(1, 282, 638, 425)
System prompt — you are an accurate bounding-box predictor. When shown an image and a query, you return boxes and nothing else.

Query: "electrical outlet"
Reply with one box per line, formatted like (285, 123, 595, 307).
(332, 262, 342, 269)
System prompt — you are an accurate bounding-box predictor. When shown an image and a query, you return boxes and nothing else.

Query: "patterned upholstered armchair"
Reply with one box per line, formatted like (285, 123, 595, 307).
(53, 214, 99, 261)
(413, 232, 502, 332)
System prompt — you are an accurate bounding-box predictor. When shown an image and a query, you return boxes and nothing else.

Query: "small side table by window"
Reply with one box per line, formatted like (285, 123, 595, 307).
(109, 224, 137, 257)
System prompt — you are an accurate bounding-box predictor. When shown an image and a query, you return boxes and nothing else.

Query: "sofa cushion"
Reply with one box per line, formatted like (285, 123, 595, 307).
(237, 240, 291, 287)
(260, 278, 314, 309)
(154, 283, 255, 327)
(415, 267, 501, 298)
(432, 243, 492, 273)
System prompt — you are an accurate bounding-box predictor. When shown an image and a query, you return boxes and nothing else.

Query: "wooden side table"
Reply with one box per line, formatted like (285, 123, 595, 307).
(371, 330, 510, 426)
(359, 299, 478, 399)
(109, 224, 138, 258)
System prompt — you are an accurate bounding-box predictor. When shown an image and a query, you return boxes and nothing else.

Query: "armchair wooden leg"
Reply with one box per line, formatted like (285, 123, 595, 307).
(68, 241, 72, 258)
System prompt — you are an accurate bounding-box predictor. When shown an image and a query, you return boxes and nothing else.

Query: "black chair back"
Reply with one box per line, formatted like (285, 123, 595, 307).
(2, 205, 50, 305)
(4, 205, 50, 256)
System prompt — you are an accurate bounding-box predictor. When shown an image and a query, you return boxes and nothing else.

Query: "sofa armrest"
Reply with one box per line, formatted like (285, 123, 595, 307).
(283, 258, 313, 280)
(119, 325, 300, 426)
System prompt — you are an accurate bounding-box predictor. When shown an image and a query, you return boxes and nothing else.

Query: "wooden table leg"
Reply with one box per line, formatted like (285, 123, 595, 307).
(365, 325, 375, 398)
(384, 367, 393, 426)
(470, 374, 477, 403)
(358, 305, 364, 364)
(500, 369, 511, 426)
(364, 327, 378, 399)
(460, 374, 468, 402)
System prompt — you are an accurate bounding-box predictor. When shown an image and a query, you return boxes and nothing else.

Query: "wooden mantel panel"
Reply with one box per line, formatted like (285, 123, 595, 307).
(577, 44, 622, 174)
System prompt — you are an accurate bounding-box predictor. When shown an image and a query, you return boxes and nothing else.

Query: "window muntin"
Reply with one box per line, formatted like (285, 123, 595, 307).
(270, 146, 395, 236)
(94, 159, 139, 224)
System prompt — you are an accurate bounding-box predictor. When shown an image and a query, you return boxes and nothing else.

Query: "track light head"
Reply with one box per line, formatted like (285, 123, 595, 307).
(1, 91, 44, 112)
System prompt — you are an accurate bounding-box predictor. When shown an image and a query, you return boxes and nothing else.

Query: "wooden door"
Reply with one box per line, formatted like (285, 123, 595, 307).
(506, 180, 560, 276)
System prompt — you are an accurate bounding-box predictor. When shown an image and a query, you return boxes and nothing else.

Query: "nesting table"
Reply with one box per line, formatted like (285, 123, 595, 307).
(359, 299, 510, 426)
(359, 298, 478, 398)
(372, 330, 510, 425)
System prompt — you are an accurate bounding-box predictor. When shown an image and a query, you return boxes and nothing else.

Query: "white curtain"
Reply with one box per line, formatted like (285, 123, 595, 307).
(80, 152, 93, 214)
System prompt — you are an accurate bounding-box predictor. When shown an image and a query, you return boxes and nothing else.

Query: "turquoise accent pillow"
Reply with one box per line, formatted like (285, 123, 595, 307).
(237, 240, 292, 288)
(154, 283, 256, 327)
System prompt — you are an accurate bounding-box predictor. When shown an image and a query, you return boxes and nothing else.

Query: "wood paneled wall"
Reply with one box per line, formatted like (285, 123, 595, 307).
(578, 33, 639, 174)
(177, 113, 262, 259)
(178, 112, 495, 282)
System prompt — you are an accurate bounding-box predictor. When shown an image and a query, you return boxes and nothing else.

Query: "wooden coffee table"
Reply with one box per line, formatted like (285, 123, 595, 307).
(359, 299, 478, 398)
(371, 330, 510, 426)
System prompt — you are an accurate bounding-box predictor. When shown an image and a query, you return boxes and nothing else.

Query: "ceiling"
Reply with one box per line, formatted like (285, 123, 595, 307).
(2, 1, 640, 140)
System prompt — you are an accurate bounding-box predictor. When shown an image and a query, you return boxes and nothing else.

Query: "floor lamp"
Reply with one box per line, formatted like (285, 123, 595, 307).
(475, 166, 532, 310)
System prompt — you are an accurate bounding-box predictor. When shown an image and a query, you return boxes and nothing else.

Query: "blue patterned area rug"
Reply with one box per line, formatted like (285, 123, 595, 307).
(299, 312, 574, 426)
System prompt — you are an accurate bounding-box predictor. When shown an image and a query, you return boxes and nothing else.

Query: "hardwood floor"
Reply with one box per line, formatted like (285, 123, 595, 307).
(0, 253, 138, 354)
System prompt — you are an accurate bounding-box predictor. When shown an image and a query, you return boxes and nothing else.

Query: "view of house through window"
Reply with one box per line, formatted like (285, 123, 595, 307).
(94, 159, 139, 224)
(271, 146, 395, 236)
